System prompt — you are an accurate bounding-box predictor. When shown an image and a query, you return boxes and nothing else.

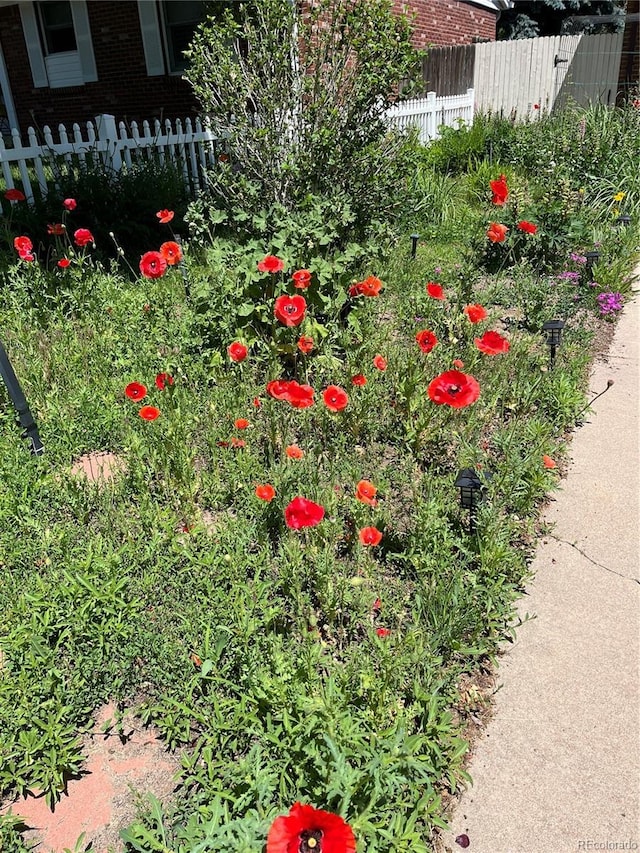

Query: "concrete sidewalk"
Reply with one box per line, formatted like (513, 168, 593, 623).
(440, 282, 640, 853)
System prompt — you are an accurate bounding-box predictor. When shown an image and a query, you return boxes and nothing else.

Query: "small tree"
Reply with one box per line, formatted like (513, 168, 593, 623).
(184, 0, 420, 244)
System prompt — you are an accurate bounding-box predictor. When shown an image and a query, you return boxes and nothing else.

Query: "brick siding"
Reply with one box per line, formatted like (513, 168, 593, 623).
(0, 2, 200, 134)
(393, 0, 497, 49)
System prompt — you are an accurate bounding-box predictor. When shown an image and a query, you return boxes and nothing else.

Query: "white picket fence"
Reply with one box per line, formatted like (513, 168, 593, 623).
(385, 89, 475, 143)
(0, 114, 221, 203)
(0, 93, 474, 202)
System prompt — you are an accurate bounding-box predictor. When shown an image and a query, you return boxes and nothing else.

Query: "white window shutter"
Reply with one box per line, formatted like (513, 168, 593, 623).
(19, 2, 48, 88)
(137, 1, 165, 76)
(71, 1, 98, 82)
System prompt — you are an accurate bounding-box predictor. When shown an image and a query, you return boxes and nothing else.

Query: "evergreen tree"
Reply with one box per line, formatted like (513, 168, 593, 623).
(498, 0, 626, 40)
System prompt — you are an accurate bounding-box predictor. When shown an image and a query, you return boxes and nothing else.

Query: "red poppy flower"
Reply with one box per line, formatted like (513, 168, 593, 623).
(533, 103, 540, 110)
(139, 405, 160, 421)
(356, 479, 377, 507)
(125, 382, 147, 401)
(286, 445, 304, 459)
(255, 484, 276, 502)
(376, 627, 391, 638)
(47, 223, 65, 236)
(284, 498, 325, 530)
(267, 380, 315, 409)
(487, 223, 509, 243)
(19, 251, 34, 262)
(258, 254, 285, 274)
(156, 208, 174, 223)
(14, 236, 33, 254)
(63, 198, 77, 211)
(5, 188, 25, 201)
(160, 240, 182, 265)
(267, 803, 355, 853)
(155, 372, 174, 391)
(253, 397, 261, 408)
(230, 437, 246, 448)
(490, 174, 509, 206)
(139, 250, 167, 279)
(228, 341, 248, 362)
(323, 385, 349, 412)
(415, 329, 438, 354)
(57, 258, 71, 268)
(543, 455, 557, 469)
(474, 330, 510, 355)
(359, 526, 382, 546)
(274, 295, 306, 327)
(235, 418, 249, 429)
(517, 220, 538, 235)
(453, 359, 464, 369)
(464, 304, 488, 324)
(372, 597, 382, 614)
(428, 369, 480, 409)
(73, 228, 95, 247)
(298, 335, 314, 354)
(287, 381, 315, 409)
(426, 282, 445, 299)
(373, 354, 387, 371)
(351, 374, 367, 386)
(349, 275, 383, 297)
(267, 380, 292, 402)
(292, 269, 312, 289)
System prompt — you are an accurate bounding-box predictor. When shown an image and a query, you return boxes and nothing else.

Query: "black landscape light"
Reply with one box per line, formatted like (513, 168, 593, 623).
(0, 340, 44, 455)
(584, 250, 600, 273)
(615, 214, 631, 227)
(542, 319, 565, 368)
(410, 233, 420, 259)
(454, 467, 483, 532)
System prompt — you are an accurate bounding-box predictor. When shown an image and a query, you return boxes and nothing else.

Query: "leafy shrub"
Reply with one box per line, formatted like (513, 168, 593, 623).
(184, 0, 421, 248)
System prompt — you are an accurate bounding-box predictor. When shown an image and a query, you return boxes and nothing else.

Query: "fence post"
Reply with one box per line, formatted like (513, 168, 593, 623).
(426, 92, 437, 141)
(95, 113, 122, 173)
(467, 88, 475, 120)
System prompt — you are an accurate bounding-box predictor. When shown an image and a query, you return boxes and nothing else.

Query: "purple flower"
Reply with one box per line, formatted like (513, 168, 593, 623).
(558, 271, 581, 281)
(597, 291, 624, 316)
(434, 266, 442, 274)
(570, 252, 587, 264)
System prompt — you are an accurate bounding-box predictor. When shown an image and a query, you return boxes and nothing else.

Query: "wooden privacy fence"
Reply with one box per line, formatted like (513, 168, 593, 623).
(474, 32, 624, 119)
(385, 90, 475, 143)
(0, 114, 222, 203)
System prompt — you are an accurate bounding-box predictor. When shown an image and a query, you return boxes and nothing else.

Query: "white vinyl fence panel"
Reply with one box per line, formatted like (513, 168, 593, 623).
(0, 113, 221, 203)
(386, 89, 475, 143)
(473, 32, 624, 120)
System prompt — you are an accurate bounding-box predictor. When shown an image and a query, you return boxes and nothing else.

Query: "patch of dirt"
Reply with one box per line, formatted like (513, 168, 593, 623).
(70, 452, 126, 485)
(2, 703, 181, 853)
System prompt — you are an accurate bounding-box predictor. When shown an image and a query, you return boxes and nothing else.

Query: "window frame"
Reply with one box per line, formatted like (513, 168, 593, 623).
(159, 0, 206, 75)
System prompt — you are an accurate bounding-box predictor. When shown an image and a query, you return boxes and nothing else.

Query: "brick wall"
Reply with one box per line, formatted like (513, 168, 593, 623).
(393, 0, 497, 49)
(0, 2, 200, 134)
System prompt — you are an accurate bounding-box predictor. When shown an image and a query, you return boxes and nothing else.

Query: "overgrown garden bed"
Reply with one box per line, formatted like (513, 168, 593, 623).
(0, 2, 639, 849)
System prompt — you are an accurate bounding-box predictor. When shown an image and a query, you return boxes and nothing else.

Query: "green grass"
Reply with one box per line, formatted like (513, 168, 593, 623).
(0, 104, 638, 852)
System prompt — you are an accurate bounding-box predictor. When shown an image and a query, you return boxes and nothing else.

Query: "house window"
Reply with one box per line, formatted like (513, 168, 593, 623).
(37, 1, 77, 55)
(20, 1, 97, 89)
(161, 0, 206, 73)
